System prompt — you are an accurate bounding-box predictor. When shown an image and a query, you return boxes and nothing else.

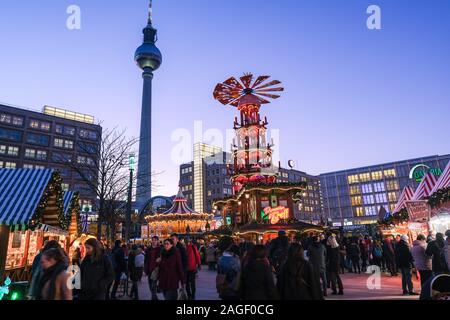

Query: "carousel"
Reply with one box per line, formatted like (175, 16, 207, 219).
(144, 187, 214, 238)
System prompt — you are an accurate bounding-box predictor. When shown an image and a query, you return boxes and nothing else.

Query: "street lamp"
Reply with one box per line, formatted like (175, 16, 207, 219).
(125, 153, 135, 242)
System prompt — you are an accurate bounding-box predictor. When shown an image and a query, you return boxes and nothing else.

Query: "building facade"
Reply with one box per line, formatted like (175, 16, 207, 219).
(320, 154, 450, 226)
(0, 103, 102, 210)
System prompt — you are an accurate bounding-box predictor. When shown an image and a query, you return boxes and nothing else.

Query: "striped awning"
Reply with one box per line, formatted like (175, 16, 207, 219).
(412, 172, 438, 201)
(0, 169, 54, 228)
(393, 186, 415, 213)
(63, 191, 75, 216)
(430, 160, 450, 195)
(162, 188, 198, 215)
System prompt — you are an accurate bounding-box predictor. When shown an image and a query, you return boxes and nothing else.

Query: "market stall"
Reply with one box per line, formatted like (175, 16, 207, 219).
(0, 169, 69, 282)
(428, 160, 450, 234)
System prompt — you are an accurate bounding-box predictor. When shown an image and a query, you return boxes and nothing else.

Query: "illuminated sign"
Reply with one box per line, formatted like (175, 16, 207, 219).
(262, 206, 289, 224)
(409, 164, 442, 182)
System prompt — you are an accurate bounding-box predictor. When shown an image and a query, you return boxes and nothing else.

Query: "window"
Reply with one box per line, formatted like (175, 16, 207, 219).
(64, 140, 74, 149)
(35, 165, 45, 169)
(347, 174, 359, 184)
(12, 117, 23, 126)
(0, 128, 22, 142)
(27, 133, 49, 146)
(36, 150, 47, 160)
(389, 204, 396, 212)
(386, 180, 399, 191)
(4, 162, 16, 169)
(373, 182, 385, 192)
(52, 153, 72, 163)
(359, 173, 371, 182)
(56, 124, 63, 134)
(349, 185, 361, 195)
(54, 138, 64, 148)
(23, 164, 34, 169)
(7, 146, 19, 156)
(375, 193, 387, 203)
(361, 184, 373, 194)
(388, 192, 397, 202)
(25, 149, 36, 158)
(354, 207, 364, 217)
(40, 122, 50, 131)
(61, 183, 69, 191)
(351, 196, 362, 206)
(77, 142, 97, 154)
(363, 195, 375, 204)
(0, 145, 6, 154)
(0, 114, 12, 124)
(56, 124, 75, 136)
(29, 120, 39, 129)
(384, 169, 396, 178)
(365, 206, 377, 216)
(371, 171, 383, 180)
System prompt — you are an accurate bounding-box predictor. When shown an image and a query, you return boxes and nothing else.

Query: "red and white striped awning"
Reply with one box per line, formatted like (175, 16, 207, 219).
(393, 186, 415, 213)
(430, 160, 450, 195)
(412, 172, 438, 200)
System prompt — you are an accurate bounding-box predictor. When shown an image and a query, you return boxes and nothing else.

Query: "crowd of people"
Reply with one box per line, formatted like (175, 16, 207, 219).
(23, 229, 450, 300)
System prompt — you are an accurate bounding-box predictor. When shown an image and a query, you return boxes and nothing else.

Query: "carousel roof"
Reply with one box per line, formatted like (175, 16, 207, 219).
(162, 187, 198, 215)
(0, 169, 54, 227)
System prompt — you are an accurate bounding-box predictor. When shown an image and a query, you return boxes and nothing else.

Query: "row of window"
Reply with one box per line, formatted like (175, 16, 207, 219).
(350, 181, 399, 195)
(353, 204, 395, 217)
(0, 145, 19, 156)
(347, 169, 397, 184)
(181, 167, 193, 174)
(351, 191, 397, 206)
(181, 185, 193, 192)
(0, 113, 24, 126)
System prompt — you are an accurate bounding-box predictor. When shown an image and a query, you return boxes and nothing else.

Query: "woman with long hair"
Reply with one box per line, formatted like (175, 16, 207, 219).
(79, 238, 114, 300)
(240, 245, 279, 300)
(158, 238, 186, 300)
(277, 243, 323, 300)
(36, 248, 72, 300)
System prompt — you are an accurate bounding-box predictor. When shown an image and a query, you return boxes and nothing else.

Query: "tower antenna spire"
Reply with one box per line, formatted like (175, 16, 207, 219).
(148, 0, 153, 25)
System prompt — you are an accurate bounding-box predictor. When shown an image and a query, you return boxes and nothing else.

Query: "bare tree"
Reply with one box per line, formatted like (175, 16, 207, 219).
(57, 127, 157, 240)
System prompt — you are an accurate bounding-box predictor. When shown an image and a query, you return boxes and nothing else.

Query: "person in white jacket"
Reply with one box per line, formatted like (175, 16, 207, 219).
(410, 234, 432, 289)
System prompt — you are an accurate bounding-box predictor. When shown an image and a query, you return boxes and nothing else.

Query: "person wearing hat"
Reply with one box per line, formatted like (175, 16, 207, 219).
(395, 235, 418, 295)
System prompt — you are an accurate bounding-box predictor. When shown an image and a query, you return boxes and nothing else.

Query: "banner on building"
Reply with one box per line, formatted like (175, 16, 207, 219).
(405, 201, 430, 222)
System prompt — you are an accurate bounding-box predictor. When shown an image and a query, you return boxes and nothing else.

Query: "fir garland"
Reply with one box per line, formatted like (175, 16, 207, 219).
(378, 208, 409, 227)
(427, 186, 450, 208)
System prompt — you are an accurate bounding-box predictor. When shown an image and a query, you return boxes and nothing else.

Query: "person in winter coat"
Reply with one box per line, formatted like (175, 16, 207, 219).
(347, 239, 361, 274)
(307, 236, 328, 297)
(217, 241, 241, 301)
(382, 236, 398, 276)
(171, 233, 188, 274)
(326, 236, 344, 295)
(28, 240, 66, 300)
(240, 245, 279, 300)
(269, 230, 290, 274)
(36, 248, 72, 300)
(128, 245, 144, 300)
(110, 240, 126, 300)
(206, 243, 217, 271)
(395, 235, 418, 295)
(144, 236, 162, 300)
(339, 244, 347, 274)
(79, 238, 114, 300)
(158, 238, 185, 300)
(359, 239, 369, 272)
(371, 240, 383, 269)
(185, 238, 201, 300)
(277, 243, 323, 300)
(444, 230, 450, 272)
(425, 233, 447, 275)
(411, 235, 433, 289)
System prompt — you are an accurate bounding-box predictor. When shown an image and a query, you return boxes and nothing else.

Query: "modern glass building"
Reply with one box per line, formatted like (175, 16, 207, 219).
(320, 154, 450, 226)
(0, 103, 102, 210)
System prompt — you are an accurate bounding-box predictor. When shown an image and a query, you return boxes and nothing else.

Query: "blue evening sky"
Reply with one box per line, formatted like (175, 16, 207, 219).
(0, 0, 449, 196)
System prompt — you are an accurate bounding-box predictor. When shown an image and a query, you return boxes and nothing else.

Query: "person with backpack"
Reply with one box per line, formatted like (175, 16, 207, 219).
(372, 240, 383, 269)
(216, 239, 241, 301)
(425, 233, 447, 275)
(277, 243, 324, 300)
(269, 230, 290, 275)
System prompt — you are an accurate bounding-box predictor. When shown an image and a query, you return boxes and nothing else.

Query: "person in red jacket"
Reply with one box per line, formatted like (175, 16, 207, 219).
(185, 237, 201, 300)
(158, 238, 185, 300)
(144, 236, 161, 300)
